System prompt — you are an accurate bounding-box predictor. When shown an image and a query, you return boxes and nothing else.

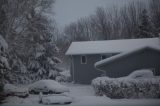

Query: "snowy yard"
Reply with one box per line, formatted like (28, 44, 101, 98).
(2, 84, 160, 106)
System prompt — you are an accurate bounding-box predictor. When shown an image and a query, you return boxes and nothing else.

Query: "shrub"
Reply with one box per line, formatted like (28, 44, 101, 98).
(91, 77, 160, 98)
(56, 71, 71, 82)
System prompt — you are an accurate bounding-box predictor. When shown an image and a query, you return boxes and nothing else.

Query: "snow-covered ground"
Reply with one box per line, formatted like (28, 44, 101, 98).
(2, 84, 160, 106)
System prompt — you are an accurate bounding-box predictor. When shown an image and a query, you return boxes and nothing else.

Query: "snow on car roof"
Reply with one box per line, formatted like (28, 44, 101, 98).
(29, 80, 69, 93)
(66, 38, 160, 55)
(95, 46, 160, 67)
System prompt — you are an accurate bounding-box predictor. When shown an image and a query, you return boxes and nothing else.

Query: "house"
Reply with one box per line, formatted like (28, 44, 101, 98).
(65, 38, 160, 84)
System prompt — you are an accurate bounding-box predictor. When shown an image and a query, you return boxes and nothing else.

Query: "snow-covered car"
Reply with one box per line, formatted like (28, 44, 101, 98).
(28, 80, 69, 94)
(3, 84, 29, 98)
(40, 94, 72, 105)
(127, 69, 154, 79)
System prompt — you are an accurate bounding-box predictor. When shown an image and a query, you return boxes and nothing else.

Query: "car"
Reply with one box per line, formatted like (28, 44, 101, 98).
(3, 84, 29, 98)
(28, 80, 69, 95)
(127, 69, 154, 79)
(39, 94, 72, 105)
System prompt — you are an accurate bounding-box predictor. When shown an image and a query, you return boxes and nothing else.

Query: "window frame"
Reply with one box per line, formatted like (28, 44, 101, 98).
(81, 55, 87, 64)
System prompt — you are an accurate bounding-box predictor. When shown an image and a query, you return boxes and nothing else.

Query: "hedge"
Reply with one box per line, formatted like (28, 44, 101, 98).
(92, 77, 160, 98)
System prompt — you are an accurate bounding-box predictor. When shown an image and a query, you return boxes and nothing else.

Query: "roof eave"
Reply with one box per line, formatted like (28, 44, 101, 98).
(95, 46, 160, 68)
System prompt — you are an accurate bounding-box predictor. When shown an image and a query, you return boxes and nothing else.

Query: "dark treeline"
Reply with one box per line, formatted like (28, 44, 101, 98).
(62, 0, 160, 42)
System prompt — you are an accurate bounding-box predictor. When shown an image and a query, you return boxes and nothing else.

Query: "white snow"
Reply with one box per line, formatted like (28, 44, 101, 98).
(66, 38, 160, 55)
(28, 80, 69, 93)
(0, 56, 10, 69)
(47, 57, 56, 65)
(2, 84, 160, 106)
(49, 69, 58, 78)
(60, 70, 71, 78)
(4, 84, 20, 94)
(127, 69, 154, 79)
(95, 46, 160, 67)
(3, 84, 28, 95)
(37, 68, 45, 75)
(41, 95, 72, 105)
(92, 74, 160, 99)
(35, 43, 45, 58)
(56, 70, 71, 82)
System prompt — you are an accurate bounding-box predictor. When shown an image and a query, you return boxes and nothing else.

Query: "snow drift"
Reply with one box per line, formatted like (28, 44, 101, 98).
(40, 94, 72, 105)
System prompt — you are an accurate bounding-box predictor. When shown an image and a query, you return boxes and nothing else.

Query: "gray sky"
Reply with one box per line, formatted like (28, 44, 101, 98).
(54, 0, 146, 27)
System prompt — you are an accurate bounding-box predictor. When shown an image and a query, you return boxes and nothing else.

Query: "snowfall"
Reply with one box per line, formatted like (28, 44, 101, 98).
(1, 83, 160, 106)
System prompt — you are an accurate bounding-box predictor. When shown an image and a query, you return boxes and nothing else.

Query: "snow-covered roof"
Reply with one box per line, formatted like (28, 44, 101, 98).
(95, 46, 160, 67)
(66, 38, 160, 55)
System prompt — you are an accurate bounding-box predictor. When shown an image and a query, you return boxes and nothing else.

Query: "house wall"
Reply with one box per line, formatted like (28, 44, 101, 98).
(98, 49, 160, 77)
(71, 54, 115, 84)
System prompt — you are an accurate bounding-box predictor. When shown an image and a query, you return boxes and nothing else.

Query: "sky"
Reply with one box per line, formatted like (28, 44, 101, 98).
(54, 0, 146, 27)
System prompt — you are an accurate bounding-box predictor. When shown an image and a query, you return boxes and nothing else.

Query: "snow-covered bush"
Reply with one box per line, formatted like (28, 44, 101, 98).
(92, 77, 160, 98)
(56, 70, 71, 82)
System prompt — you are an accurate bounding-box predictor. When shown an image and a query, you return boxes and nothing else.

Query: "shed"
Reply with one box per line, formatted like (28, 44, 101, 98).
(95, 46, 160, 77)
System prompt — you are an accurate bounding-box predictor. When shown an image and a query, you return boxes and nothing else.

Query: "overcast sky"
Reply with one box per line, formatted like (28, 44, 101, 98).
(54, 0, 146, 27)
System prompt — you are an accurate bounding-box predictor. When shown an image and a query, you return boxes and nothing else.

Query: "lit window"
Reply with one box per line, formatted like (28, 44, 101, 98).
(81, 56, 87, 64)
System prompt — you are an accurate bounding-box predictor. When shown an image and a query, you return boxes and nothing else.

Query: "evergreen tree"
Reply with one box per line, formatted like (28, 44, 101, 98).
(0, 0, 61, 83)
(25, 0, 62, 81)
(137, 9, 156, 38)
(0, 35, 10, 84)
(28, 42, 62, 81)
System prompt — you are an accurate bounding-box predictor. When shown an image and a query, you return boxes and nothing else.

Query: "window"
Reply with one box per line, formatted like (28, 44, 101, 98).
(81, 56, 87, 64)
(101, 55, 107, 60)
